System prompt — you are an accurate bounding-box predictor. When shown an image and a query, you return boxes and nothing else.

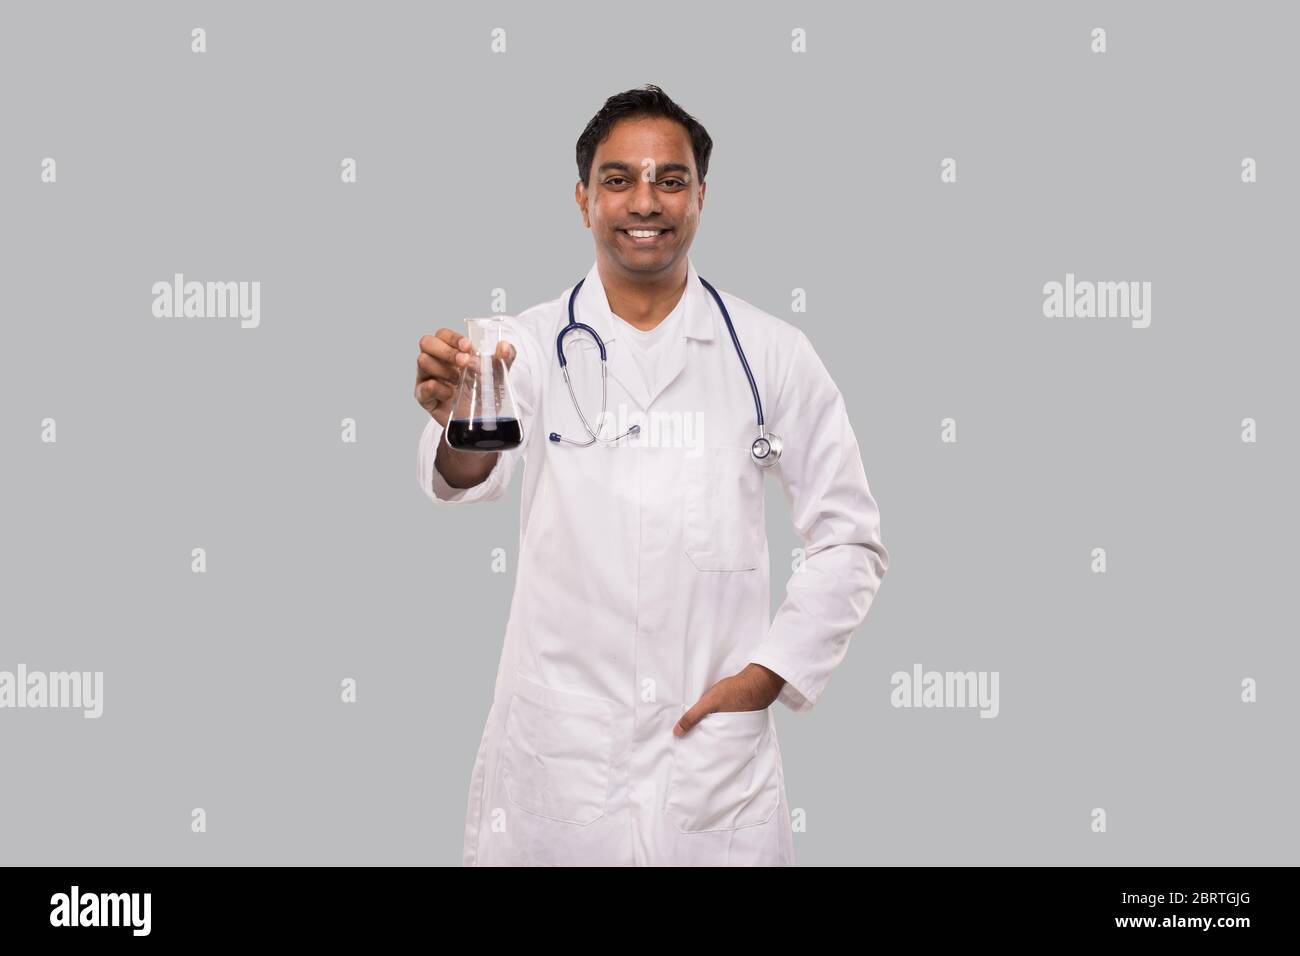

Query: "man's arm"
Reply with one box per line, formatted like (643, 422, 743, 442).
(746, 328, 889, 712)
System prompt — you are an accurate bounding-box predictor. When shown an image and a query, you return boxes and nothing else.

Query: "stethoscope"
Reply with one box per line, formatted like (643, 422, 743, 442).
(548, 274, 783, 468)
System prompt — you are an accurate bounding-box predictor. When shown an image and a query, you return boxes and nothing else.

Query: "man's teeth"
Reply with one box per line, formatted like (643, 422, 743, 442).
(626, 229, 664, 238)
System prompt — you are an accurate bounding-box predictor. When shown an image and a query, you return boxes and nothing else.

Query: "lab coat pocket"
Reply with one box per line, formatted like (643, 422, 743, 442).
(501, 674, 617, 826)
(664, 707, 780, 833)
(683, 446, 763, 571)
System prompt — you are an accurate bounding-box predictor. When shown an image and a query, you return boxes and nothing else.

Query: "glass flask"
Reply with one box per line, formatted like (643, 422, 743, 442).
(444, 316, 524, 451)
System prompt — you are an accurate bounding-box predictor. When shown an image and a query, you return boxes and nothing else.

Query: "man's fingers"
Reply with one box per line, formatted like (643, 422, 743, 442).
(435, 327, 471, 351)
(672, 696, 715, 737)
(419, 330, 472, 367)
(415, 377, 455, 405)
(416, 350, 463, 385)
(416, 332, 512, 393)
(415, 330, 472, 415)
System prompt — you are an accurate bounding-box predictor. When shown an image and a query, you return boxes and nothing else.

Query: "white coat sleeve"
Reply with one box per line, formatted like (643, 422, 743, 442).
(415, 314, 540, 505)
(747, 328, 889, 713)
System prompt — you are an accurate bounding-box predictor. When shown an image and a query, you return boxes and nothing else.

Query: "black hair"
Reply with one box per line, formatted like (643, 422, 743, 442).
(575, 84, 713, 189)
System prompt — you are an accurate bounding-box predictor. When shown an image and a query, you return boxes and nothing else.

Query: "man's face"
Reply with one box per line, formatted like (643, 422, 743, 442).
(576, 115, 705, 277)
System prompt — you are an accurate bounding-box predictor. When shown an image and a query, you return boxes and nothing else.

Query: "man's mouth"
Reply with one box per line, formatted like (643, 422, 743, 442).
(621, 228, 672, 246)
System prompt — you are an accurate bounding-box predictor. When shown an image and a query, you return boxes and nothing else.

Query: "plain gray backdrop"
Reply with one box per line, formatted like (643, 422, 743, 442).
(2, 0, 1296, 865)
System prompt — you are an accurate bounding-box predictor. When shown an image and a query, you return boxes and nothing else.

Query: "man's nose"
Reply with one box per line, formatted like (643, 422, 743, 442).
(628, 178, 660, 215)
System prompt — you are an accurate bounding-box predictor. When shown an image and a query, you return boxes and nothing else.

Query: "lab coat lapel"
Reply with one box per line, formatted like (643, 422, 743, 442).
(644, 259, 715, 407)
(575, 263, 651, 412)
(575, 258, 717, 412)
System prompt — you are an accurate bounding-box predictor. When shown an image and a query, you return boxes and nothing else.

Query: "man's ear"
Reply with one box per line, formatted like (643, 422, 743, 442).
(575, 181, 590, 228)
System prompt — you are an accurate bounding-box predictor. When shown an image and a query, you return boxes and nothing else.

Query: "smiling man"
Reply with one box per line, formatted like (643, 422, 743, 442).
(415, 85, 889, 866)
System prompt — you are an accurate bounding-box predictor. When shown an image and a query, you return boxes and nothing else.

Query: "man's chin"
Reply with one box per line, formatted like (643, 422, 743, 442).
(608, 244, 679, 272)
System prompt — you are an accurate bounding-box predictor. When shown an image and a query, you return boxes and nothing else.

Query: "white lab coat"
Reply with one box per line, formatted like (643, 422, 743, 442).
(417, 257, 888, 866)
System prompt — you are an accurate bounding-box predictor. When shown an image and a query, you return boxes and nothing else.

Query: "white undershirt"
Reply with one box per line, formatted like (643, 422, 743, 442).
(612, 297, 685, 394)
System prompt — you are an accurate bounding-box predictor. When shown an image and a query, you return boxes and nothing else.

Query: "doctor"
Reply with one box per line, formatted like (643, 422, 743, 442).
(414, 85, 888, 866)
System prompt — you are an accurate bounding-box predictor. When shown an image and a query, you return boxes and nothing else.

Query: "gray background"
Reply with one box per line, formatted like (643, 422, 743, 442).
(2, 0, 1296, 866)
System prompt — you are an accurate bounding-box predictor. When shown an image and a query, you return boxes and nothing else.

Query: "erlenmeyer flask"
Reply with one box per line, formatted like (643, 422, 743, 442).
(445, 316, 524, 451)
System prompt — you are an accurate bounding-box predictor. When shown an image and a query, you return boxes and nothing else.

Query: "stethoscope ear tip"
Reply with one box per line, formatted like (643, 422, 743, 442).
(549, 432, 561, 443)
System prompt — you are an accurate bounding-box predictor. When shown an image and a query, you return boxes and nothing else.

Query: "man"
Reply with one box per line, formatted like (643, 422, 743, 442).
(414, 85, 888, 866)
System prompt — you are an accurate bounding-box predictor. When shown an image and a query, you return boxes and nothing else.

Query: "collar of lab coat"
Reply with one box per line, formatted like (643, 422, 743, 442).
(575, 256, 717, 344)
(568, 256, 717, 410)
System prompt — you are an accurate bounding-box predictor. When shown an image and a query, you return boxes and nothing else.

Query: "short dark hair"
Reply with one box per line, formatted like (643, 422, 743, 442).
(575, 84, 713, 189)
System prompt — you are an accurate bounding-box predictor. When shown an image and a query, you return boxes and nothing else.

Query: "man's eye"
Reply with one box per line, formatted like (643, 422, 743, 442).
(604, 177, 685, 187)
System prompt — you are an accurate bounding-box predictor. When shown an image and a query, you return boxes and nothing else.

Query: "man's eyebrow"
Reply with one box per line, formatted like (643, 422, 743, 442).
(597, 161, 692, 177)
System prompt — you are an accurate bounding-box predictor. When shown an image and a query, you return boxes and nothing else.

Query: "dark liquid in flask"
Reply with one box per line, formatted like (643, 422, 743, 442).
(446, 417, 523, 451)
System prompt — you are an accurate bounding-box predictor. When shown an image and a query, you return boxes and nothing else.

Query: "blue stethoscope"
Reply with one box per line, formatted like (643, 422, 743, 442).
(548, 274, 783, 468)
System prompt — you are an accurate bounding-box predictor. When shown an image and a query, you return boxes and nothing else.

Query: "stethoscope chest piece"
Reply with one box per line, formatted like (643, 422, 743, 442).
(751, 432, 783, 468)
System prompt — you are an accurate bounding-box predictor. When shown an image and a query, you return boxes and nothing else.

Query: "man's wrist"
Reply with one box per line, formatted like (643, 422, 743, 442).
(434, 435, 498, 489)
(747, 662, 787, 694)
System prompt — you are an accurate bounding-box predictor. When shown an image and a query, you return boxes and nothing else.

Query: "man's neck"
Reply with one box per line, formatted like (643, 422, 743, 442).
(599, 260, 689, 332)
